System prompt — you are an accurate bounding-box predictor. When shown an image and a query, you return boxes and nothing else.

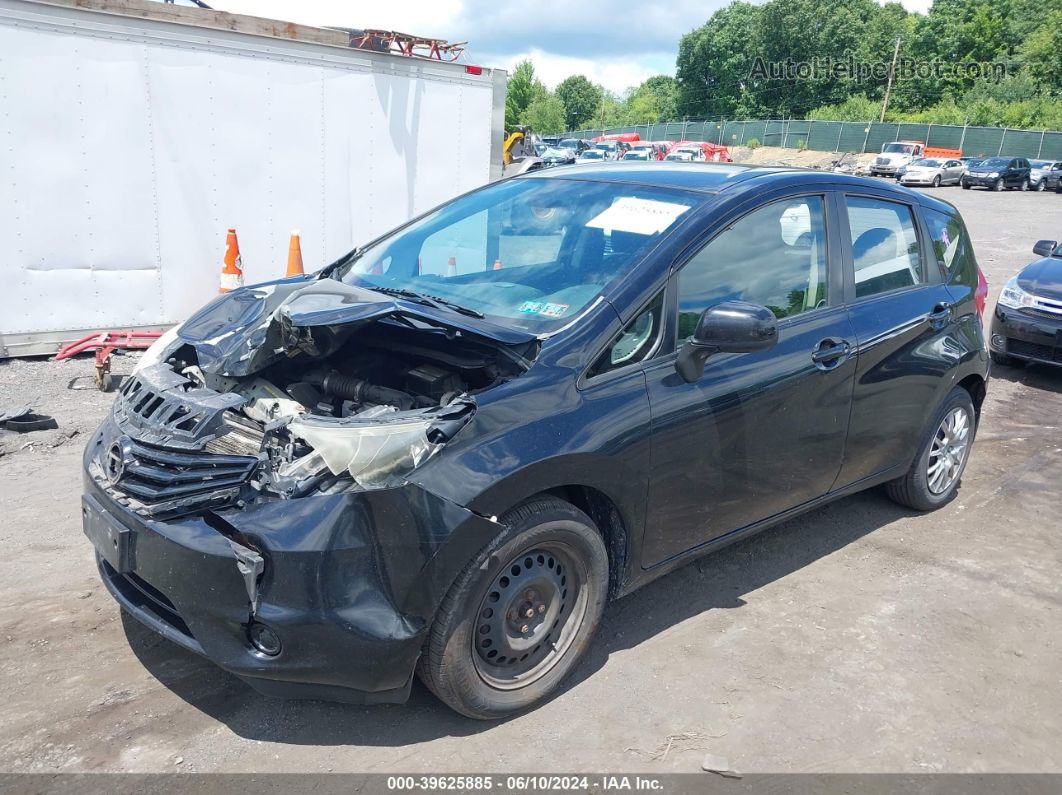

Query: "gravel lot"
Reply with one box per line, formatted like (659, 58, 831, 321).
(0, 186, 1060, 775)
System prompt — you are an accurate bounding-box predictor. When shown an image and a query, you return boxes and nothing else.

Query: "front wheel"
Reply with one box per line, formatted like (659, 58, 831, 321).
(932, 175, 941, 187)
(417, 496, 609, 719)
(1034, 179, 1045, 192)
(962, 180, 971, 190)
(990, 350, 1013, 367)
(993, 178, 1004, 192)
(886, 387, 976, 511)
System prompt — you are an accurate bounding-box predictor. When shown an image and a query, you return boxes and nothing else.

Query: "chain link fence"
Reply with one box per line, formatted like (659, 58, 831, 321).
(565, 119, 1062, 160)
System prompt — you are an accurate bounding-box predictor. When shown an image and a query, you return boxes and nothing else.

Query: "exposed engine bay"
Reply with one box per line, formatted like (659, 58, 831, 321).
(106, 305, 535, 517)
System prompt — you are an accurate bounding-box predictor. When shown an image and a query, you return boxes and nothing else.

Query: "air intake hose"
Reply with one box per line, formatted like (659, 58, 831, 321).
(306, 369, 414, 411)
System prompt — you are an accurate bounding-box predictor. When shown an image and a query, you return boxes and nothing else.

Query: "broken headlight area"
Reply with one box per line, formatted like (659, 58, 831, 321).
(102, 315, 526, 516)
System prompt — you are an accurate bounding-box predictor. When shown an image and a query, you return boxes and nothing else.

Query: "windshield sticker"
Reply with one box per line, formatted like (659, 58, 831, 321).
(519, 301, 570, 318)
(586, 197, 690, 236)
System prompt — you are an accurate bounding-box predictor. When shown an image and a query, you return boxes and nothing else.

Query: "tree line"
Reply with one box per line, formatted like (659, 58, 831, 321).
(507, 0, 1062, 135)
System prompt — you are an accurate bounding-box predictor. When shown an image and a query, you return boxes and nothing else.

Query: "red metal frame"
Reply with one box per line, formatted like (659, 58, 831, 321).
(54, 330, 163, 391)
(349, 29, 467, 62)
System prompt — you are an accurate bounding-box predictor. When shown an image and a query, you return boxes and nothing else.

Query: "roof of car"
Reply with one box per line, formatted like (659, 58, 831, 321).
(524, 161, 963, 213)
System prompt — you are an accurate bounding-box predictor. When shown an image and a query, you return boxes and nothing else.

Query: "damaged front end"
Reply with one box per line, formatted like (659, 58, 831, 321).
(92, 278, 536, 519)
(83, 278, 534, 702)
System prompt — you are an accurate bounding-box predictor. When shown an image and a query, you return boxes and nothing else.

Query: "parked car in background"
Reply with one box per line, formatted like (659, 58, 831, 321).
(870, 141, 963, 178)
(665, 150, 694, 161)
(541, 147, 576, 167)
(622, 149, 653, 161)
(85, 163, 988, 719)
(990, 239, 1062, 366)
(1029, 160, 1059, 191)
(961, 157, 1031, 191)
(899, 158, 966, 187)
(1040, 162, 1062, 193)
(575, 149, 608, 164)
(540, 136, 561, 147)
(558, 138, 590, 155)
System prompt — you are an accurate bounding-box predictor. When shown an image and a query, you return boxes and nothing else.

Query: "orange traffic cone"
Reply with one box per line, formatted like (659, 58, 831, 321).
(219, 228, 244, 293)
(492, 259, 503, 270)
(285, 230, 304, 277)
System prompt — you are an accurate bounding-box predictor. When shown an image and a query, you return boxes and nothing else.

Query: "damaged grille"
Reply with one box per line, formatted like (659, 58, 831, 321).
(104, 436, 259, 517)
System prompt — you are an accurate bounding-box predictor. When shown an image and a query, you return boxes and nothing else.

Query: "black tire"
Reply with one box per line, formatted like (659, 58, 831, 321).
(417, 496, 609, 719)
(990, 350, 1013, 367)
(993, 178, 1004, 192)
(1034, 179, 1045, 192)
(1020, 178, 1029, 192)
(886, 387, 976, 511)
(962, 180, 971, 190)
(932, 175, 941, 187)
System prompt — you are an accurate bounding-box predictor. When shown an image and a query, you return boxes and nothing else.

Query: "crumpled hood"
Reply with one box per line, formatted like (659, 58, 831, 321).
(176, 275, 537, 377)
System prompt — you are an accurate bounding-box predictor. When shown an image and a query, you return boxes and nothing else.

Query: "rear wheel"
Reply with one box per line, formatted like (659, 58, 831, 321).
(1020, 178, 1029, 191)
(886, 387, 976, 511)
(417, 496, 609, 719)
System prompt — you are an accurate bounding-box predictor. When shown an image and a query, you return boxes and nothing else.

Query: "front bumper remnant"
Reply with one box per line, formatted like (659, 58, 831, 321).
(83, 424, 501, 703)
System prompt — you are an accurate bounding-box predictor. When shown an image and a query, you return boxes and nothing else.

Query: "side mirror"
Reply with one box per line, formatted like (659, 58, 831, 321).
(676, 301, 778, 383)
(1033, 240, 1058, 258)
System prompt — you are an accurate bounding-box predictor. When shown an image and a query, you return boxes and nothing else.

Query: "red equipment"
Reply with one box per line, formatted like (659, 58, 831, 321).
(349, 30, 467, 62)
(593, 133, 641, 143)
(53, 330, 163, 392)
(667, 141, 733, 163)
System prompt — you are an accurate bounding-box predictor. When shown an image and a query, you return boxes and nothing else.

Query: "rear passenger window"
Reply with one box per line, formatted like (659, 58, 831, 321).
(845, 197, 924, 298)
(676, 196, 828, 337)
(924, 207, 976, 286)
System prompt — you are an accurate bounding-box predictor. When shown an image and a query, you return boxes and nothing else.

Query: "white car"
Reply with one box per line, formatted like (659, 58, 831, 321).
(575, 150, 607, 164)
(622, 150, 652, 161)
(898, 158, 965, 187)
(664, 151, 694, 162)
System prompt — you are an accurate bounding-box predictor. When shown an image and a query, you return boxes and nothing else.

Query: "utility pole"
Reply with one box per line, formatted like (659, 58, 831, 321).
(880, 37, 901, 123)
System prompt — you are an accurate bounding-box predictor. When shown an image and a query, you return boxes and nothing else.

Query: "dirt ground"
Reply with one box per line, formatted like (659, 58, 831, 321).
(1, 186, 1060, 775)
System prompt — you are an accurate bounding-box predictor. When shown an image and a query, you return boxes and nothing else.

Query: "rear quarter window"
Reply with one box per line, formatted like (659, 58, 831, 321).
(923, 207, 977, 287)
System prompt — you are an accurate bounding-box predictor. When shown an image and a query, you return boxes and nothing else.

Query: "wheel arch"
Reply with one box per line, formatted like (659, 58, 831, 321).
(540, 485, 629, 600)
(956, 372, 987, 424)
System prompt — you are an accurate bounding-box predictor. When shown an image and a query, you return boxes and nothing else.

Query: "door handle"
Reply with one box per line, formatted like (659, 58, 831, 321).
(811, 338, 850, 370)
(928, 303, 953, 326)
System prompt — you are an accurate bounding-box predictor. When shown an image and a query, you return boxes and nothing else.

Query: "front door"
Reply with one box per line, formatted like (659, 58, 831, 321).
(641, 193, 856, 567)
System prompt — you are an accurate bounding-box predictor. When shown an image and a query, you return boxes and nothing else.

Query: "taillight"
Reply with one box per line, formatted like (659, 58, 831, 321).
(975, 266, 988, 321)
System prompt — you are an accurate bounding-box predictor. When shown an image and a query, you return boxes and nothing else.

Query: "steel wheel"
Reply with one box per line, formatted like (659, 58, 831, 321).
(472, 543, 588, 690)
(1034, 179, 1045, 192)
(927, 406, 971, 495)
(932, 175, 941, 187)
(994, 178, 1004, 191)
(1020, 178, 1029, 191)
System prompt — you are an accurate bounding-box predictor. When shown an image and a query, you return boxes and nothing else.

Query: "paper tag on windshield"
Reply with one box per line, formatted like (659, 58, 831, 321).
(586, 197, 690, 236)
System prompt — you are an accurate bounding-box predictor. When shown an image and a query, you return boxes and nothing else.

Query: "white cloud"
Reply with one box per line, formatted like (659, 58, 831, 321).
(475, 49, 673, 94)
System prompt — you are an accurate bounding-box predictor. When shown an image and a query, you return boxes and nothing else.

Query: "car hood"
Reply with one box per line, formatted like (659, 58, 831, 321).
(1017, 256, 1062, 302)
(175, 275, 537, 377)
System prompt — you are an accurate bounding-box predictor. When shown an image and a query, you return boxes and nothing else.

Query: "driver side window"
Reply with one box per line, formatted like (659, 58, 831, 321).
(676, 196, 828, 339)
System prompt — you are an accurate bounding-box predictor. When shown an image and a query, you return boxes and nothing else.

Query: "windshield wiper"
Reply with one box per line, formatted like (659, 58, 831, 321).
(370, 286, 485, 319)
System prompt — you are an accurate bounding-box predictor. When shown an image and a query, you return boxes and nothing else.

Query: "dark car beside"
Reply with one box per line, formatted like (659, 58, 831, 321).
(83, 164, 989, 719)
(990, 239, 1062, 366)
(961, 156, 1032, 191)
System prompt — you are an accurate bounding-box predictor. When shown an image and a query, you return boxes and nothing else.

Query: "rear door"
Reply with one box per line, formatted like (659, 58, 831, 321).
(834, 192, 959, 488)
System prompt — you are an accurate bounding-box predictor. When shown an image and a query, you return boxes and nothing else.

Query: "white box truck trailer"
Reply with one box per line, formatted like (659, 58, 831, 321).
(0, 0, 506, 357)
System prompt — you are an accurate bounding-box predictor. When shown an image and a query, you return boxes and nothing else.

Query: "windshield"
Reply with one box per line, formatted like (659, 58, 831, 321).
(623, 152, 649, 160)
(1030, 160, 1050, 168)
(335, 178, 698, 332)
(978, 158, 1008, 169)
(912, 158, 941, 167)
(559, 139, 580, 150)
(883, 143, 917, 154)
(596, 143, 617, 151)
(579, 151, 605, 160)
(543, 148, 569, 158)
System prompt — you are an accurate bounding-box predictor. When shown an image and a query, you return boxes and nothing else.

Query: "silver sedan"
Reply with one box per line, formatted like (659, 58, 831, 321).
(899, 158, 965, 187)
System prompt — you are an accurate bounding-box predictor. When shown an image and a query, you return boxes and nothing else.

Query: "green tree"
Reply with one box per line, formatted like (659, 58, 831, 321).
(520, 93, 566, 134)
(676, 2, 762, 118)
(505, 60, 539, 129)
(1021, 10, 1062, 92)
(556, 75, 603, 131)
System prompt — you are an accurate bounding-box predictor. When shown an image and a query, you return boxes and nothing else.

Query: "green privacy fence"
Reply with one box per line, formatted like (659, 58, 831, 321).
(565, 119, 1062, 160)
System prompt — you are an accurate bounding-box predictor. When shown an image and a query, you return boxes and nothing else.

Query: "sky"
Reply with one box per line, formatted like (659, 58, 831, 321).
(204, 0, 934, 94)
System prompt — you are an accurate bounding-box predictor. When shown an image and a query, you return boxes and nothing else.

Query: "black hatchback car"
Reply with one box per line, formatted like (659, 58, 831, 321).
(990, 239, 1062, 366)
(961, 156, 1032, 191)
(83, 165, 989, 719)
